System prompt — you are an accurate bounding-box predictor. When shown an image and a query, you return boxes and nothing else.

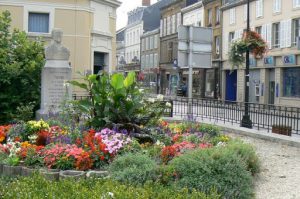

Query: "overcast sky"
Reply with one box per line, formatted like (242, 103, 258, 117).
(117, 0, 158, 30)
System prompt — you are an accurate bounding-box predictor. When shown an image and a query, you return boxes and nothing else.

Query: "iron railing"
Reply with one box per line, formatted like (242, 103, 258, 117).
(167, 97, 300, 135)
(73, 94, 300, 134)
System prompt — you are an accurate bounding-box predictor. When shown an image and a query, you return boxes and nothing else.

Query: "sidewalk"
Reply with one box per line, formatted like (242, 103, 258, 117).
(164, 116, 300, 148)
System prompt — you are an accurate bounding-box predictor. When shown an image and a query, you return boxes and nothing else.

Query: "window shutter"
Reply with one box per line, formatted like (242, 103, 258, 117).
(286, 19, 292, 47)
(280, 20, 285, 48)
(234, 30, 238, 41)
(164, 18, 167, 36)
(177, 13, 181, 29)
(267, 23, 272, 49)
(160, 19, 163, 37)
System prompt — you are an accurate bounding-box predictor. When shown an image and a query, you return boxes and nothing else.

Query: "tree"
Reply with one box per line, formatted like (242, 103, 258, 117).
(0, 11, 45, 124)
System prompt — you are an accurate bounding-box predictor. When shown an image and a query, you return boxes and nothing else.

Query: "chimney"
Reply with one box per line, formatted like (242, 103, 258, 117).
(142, 0, 151, 6)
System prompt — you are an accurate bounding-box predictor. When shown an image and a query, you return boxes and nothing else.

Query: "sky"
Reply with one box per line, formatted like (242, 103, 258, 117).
(116, 0, 158, 30)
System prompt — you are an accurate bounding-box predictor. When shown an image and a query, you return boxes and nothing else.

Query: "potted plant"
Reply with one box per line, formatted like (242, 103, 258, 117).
(272, 125, 292, 136)
(229, 30, 267, 68)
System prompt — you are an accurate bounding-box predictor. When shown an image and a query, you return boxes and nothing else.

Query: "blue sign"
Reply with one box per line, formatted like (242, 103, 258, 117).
(264, 56, 274, 66)
(249, 58, 257, 67)
(283, 55, 296, 65)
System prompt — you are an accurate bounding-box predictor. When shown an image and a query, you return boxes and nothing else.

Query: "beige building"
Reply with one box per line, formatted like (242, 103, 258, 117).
(0, 0, 121, 94)
(222, 0, 300, 107)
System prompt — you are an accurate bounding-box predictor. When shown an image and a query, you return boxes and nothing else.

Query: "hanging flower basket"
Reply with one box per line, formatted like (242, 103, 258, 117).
(229, 30, 267, 67)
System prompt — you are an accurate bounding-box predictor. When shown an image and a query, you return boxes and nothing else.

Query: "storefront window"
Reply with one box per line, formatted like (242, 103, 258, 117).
(283, 68, 300, 97)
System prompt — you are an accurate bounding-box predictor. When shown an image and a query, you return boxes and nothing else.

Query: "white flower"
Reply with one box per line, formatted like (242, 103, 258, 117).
(139, 89, 144, 93)
(157, 94, 164, 101)
(148, 98, 155, 103)
(166, 102, 172, 107)
(108, 192, 114, 198)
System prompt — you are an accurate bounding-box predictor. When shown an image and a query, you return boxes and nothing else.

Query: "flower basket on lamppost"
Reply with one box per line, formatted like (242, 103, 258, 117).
(228, 0, 268, 129)
(229, 30, 267, 68)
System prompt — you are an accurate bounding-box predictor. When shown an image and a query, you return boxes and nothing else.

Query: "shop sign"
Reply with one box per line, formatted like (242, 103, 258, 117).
(283, 55, 296, 65)
(263, 56, 274, 67)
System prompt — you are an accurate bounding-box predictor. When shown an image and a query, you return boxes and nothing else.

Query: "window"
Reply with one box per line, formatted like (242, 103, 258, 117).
(172, 14, 176, 33)
(168, 42, 173, 62)
(273, 0, 281, 13)
(154, 35, 158, 49)
(28, 13, 50, 33)
(154, 53, 158, 67)
(256, 26, 262, 35)
(177, 13, 182, 29)
(146, 55, 149, 68)
(293, 18, 300, 46)
(215, 36, 220, 55)
(293, 0, 300, 8)
(146, 37, 149, 50)
(150, 36, 154, 50)
(208, 9, 212, 26)
(272, 23, 280, 48)
(167, 16, 171, 35)
(214, 7, 220, 25)
(256, 0, 263, 18)
(164, 18, 167, 36)
(141, 55, 145, 69)
(160, 19, 163, 37)
(150, 54, 154, 68)
(229, 32, 235, 43)
(284, 68, 300, 97)
(229, 8, 236, 25)
(133, 32, 136, 44)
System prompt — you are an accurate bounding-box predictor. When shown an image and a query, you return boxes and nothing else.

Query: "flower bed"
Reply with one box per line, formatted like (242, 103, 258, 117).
(0, 120, 259, 198)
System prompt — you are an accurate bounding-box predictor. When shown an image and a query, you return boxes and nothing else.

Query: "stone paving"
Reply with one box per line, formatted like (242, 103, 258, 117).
(226, 133, 300, 199)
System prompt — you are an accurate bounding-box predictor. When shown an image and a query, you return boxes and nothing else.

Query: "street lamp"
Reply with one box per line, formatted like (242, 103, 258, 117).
(241, 0, 253, 128)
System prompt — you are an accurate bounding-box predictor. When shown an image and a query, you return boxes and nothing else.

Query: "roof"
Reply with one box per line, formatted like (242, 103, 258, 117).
(142, 0, 176, 32)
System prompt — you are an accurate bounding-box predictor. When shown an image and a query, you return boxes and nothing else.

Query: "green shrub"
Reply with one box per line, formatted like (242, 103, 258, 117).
(198, 124, 220, 137)
(224, 140, 260, 175)
(109, 153, 157, 185)
(169, 147, 254, 199)
(0, 175, 221, 199)
(0, 11, 44, 124)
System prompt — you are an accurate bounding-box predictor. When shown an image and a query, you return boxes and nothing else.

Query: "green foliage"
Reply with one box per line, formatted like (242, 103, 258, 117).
(0, 175, 220, 199)
(198, 124, 220, 137)
(109, 153, 157, 185)
(0, 11, 45, 124)
(23, 148, 44, 168)
(4, 156, 20, 166)
(168, 147, 255, 199)
(224, 140, 260, 175)
(69, 72, 166, 129)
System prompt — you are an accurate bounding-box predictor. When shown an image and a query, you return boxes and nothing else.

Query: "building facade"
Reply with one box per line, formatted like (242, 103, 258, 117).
(141, 29, 160, 93)
(0, 0, 121, 94)
(116, 27, 125, 72)
(203, 0, 222, 99)
(222, 0, 300, 107)
(160, 0, 186, 96)
(180, 0, 207, 98)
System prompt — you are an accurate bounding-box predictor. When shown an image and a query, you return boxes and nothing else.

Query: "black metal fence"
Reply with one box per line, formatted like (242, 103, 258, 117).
(167, 97, 300, 135)
(73, 94, 300, 135)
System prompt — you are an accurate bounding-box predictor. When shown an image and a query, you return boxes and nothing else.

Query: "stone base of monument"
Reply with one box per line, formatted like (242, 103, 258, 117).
(36, 64, 72, 120)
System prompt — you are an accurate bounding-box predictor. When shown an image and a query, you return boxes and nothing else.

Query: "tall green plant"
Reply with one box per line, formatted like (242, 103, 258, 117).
(70, 72, 166, 130)
(0, 11, 45, 124)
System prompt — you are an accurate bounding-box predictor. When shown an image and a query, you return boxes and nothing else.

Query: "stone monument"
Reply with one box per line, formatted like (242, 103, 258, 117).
(36, 29, 72, 119)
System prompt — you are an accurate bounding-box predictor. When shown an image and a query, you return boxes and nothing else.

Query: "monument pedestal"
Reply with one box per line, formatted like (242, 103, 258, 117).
(36, 29, 72, 120)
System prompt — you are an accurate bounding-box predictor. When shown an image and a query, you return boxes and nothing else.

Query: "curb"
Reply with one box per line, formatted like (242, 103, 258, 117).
(163, 117, 300, 148)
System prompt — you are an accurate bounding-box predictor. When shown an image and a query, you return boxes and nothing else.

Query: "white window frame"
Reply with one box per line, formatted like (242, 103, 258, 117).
(154, 35, 158, 49)
(256, 0, 264, 18)
(150, 36, 154, 50)
(24, 5, 54, 34)
(273, 0, 281, 13)
(229, 8, 236, 25)
(244, 4, 248, 22)
(293, 0, 300, 8)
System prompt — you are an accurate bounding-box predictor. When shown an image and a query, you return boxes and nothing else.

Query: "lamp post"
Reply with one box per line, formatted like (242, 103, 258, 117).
(241, 0, 253, 128)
